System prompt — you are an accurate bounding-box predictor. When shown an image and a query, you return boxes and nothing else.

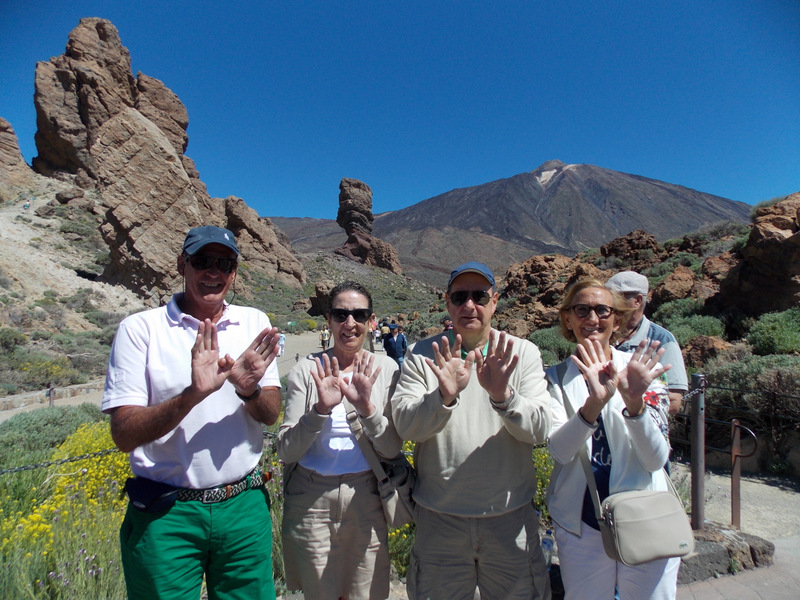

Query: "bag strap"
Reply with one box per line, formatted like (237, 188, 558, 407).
(342, 399, 390, 482)
(555, 361, 680, 522)
(555, 361, 604, 522)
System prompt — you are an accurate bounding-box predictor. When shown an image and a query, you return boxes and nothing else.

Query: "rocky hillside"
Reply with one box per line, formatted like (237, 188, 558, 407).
(492, 192, 800, 353)
(274, 160, 750, 285)
(1, 18, 304, 308)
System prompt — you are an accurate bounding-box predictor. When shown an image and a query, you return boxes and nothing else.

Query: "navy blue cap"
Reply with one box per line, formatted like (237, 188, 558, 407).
(182, 226, 239, 256)
(447, 261, 495, 289)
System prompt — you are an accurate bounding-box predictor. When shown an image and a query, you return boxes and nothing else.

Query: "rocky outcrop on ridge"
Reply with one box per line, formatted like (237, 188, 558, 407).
(335, 178, 402, 274)
(10, 17, 304, 304)
(718, 192, 800, 315)
(497, 196, 800, 350)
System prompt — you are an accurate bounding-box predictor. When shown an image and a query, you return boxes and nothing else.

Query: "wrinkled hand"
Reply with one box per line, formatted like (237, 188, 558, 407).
(229, 327, 279, 397)
(190, 319, 234, 403)
(474, 330, 519, 403)
(570, 339, 618, 423)
(425, 334, 473, 406)
(310, 353, 344, 415)
(339, 351, 381, 417)
(617, 339, 671, 415)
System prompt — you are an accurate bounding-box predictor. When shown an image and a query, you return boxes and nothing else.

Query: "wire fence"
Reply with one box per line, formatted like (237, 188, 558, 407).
(3, 377, 797, 477)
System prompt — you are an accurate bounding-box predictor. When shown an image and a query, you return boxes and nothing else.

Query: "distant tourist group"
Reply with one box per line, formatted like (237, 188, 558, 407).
(103, 225, 689, 599)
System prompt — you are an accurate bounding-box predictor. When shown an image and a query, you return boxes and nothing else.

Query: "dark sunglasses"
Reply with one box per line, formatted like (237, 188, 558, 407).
(569, 304, 614, 319)
(449, 290, 492, 307)
(329, 308, 372, 324)
(185, 254, 238, 274)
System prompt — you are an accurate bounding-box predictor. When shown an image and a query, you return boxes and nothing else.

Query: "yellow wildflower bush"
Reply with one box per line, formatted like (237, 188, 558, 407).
(9, 422, 130, 553)
(1, 421, 130, 598)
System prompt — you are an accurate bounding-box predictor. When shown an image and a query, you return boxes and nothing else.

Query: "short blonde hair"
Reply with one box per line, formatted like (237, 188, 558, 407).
(558, 278, 633, 344)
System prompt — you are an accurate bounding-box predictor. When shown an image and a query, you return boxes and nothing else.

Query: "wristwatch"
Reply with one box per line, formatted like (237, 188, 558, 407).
(490, 386, 514, 410)
(235, 384, 262, 402)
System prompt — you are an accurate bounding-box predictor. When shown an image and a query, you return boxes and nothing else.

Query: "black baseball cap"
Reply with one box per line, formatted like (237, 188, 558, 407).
(182, 226, 240, 256)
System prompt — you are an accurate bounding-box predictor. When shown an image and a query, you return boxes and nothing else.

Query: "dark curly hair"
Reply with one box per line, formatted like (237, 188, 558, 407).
(328, 281, 373, 313)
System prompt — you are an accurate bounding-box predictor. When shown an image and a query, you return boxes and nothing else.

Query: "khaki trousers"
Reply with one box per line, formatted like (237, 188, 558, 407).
(282, 465, 390, 600)
(408, 502, 551, 600)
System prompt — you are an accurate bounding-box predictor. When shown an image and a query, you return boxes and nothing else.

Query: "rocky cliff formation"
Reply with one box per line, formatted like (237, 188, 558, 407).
(4, 18, 303, 304)
(718, 192, 800, 315)
(335, 178, 402, 273)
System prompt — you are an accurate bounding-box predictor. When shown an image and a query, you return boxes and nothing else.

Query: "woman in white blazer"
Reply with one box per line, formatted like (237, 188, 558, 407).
(545, 278, 679, 600)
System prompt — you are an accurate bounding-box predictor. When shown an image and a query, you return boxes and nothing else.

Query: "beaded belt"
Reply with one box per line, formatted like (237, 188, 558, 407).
(176, 469, 270, 504)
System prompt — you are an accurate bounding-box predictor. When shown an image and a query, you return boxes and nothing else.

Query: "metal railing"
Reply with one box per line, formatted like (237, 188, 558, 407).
(676, 374, 760, 530)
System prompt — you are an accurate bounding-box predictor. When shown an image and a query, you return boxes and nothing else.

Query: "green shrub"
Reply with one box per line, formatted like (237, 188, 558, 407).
(747, 307, 800, 355)
(529, 326, 575, 366)
(533, 447, 554, 522)
(703, 347, 800, 462)
(6, 348, 84, 388)
(0, 327, 28, 351)
(645, 252, 703, 284)
(668, 315, 725, 346)
(651, 298, 704, 330)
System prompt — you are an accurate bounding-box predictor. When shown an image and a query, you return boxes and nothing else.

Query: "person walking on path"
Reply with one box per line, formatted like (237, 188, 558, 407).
(102, 226, 282, 600)
(319, 324, 330, 351)
(383, 323, 408, 366)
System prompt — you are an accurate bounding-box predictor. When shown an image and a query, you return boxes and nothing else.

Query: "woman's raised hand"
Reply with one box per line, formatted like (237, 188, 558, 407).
(617, 339, 671, 416)
(310, 353, 343, 415)
(340, 351, 381, 417)
(570, 339, 618, 423)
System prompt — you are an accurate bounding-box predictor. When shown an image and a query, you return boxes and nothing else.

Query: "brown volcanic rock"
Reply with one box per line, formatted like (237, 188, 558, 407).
(224, 196, 305, 289)
(498, 254, 612, 337)
(600, 230, 667, 271)
(33, 18, 136, 178)
(719, 193, 800, 315)
(25, 18, 303, 303)
(337, 178, 373, 236)
(335, 178, 402, 274)
(134, 73, 189, 155)
(650, 264, 696, 307)
(0, 118, 38, 188)
(683, 335, 733, 368)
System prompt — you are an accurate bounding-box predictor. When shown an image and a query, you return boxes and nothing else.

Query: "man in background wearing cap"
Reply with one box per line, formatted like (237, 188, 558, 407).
(606, 270, 689, 414)
(383, 322, 408, 365)
(392, 261, 552, 600)
(103, 226, 282, 600)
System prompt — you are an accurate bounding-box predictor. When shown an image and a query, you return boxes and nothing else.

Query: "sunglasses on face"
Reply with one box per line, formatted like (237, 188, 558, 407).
(569, 304, 615, 319)
(448, 289, 492, 307)
(329, 308, 372, 324)
(185, 254, 238, 274)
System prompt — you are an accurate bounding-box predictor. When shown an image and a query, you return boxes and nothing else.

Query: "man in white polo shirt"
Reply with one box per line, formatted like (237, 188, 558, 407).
(103, 226, 282, 600)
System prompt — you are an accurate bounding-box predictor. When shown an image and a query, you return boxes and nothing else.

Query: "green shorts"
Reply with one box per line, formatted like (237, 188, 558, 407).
(120, 486, 275, 600)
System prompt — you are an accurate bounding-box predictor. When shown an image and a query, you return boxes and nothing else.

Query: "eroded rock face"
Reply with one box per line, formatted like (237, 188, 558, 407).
(682, 335, 733, 368)
(0, 118, 43, 197)
(28, 18, 304, 303)
(719, 194, 800, 315)
(600, 230, 668, 271)
(335, 178, 402, 273)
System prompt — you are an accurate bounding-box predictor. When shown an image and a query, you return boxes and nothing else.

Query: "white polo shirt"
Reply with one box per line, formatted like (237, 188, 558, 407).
(102, 294, 280, 489)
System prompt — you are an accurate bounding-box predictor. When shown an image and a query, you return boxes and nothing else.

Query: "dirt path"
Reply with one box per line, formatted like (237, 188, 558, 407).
(0, 331, 372, 423)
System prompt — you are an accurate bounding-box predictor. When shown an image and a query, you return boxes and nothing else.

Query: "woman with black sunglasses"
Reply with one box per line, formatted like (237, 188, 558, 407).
(276, 281, 402, 600)
(545, 278, 678, 599)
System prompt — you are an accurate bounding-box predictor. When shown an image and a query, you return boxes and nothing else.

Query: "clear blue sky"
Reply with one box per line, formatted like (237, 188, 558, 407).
(2, 0, 798, 218)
